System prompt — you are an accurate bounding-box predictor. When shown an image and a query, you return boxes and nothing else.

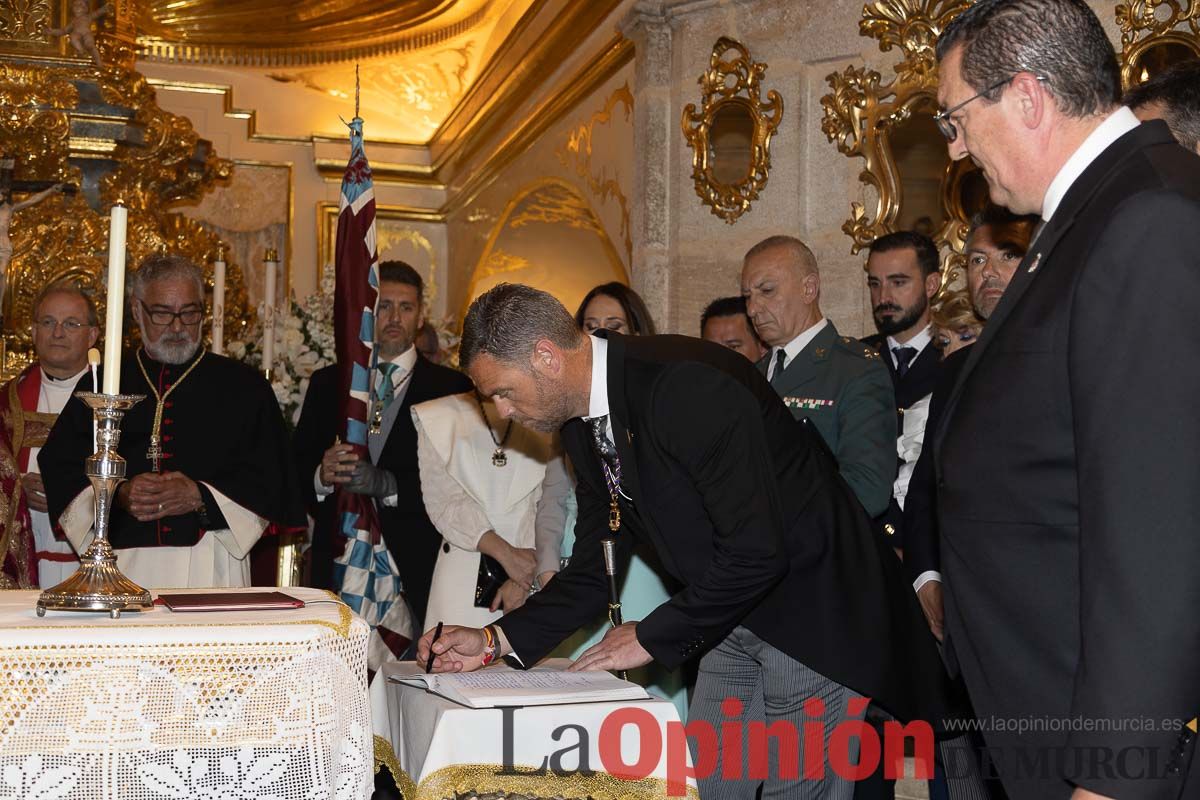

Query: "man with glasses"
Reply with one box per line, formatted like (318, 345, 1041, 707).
(932, 1, 1200, 798)
(0, 283, 98, 589)
(40, 254, 306, 589)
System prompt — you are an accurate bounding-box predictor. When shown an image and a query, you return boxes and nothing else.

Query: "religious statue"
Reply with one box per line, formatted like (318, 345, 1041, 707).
(0, 183, 65, 302)
(47, 0, 112, 67)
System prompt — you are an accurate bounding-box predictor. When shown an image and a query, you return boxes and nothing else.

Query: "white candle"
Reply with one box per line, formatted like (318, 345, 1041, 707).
(211, 254, 226, 355)
(261, 249, 278, 374)
(102, 203, 127, 395)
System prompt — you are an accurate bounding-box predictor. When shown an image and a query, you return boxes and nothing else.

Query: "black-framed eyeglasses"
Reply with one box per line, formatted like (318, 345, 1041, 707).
(139, 300, 203, 327)
(934, 75, 1048, 142)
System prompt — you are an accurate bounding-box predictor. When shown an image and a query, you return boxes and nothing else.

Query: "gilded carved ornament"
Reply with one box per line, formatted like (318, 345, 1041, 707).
(681, 37, 782, 224)
(1115, 0, 1200, 90)
(0, 0, 249, 378)
(820, 0, 973, 285)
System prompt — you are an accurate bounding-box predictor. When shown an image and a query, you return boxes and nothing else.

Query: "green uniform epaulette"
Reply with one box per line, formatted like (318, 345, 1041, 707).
(839, 336, 880, 360)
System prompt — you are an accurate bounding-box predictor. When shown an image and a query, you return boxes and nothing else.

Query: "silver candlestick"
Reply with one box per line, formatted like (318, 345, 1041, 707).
(37, 392, 151, 619)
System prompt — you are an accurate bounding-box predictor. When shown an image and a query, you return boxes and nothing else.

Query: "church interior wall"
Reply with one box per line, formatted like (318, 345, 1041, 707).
(133, 0, 1123, 337)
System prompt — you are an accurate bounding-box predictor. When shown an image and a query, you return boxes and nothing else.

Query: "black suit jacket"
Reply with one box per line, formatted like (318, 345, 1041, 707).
(901, 345, 968, 586)
(293, 355, 472, 624)
(864, 332, 942, 414)
(864, 333, 942, 550)
(934, 120, 1200, 800)
(499, 333, 950, 724)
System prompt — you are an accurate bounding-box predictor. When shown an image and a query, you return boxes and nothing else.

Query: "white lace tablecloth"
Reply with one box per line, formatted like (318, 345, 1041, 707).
(371, 662, 698, 800)
(0, 587, 371, 800)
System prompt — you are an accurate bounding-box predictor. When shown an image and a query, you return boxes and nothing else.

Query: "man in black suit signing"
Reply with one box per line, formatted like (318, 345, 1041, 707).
(419, 283, 949, 799)
(932, 2, 1200, 798)
(293, 261, 472, 625)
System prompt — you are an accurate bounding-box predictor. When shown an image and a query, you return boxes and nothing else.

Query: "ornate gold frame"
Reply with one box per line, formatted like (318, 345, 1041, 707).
(681, 37, 782, 224)
(820, 0, 972, 266)
(1116, 1, 1200, 90)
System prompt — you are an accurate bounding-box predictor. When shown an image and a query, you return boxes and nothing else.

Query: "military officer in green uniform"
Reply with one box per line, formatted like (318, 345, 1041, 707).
(741, 235, 897, 517)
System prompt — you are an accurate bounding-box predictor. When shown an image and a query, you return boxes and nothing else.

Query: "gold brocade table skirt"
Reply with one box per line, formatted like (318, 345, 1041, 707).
(0, 587, 372, 800)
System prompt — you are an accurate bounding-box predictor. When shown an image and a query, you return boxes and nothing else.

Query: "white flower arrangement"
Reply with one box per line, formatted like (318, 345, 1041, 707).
(227, 270, 337, 426)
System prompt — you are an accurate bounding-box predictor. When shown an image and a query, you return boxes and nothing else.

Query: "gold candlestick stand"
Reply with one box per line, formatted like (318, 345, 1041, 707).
(37, 392, 152, 619)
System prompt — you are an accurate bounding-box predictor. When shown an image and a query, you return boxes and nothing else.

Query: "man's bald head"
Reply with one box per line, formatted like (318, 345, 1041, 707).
(744, 235, 820, 277)
(740, 235, 823, 348)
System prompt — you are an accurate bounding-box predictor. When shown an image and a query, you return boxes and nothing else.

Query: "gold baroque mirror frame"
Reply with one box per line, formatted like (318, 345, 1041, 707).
(682, 37, 783, 224)
(1117, 1, 1200, 89)
(821, 0, 976, 286)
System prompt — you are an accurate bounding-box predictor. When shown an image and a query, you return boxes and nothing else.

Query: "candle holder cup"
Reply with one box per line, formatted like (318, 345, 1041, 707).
(36, 392, 152, 619)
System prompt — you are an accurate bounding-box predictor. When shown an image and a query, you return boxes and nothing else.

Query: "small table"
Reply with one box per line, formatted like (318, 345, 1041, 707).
(0, 587, 372, 800)
(372, 662, 699, 800)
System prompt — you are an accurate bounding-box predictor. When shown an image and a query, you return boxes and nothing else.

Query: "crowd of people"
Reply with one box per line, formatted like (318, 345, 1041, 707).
(0, 1, 1198, 798)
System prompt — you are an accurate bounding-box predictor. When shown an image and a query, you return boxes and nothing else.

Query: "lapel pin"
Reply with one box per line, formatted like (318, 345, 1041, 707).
(1027, 253, 1042, 273)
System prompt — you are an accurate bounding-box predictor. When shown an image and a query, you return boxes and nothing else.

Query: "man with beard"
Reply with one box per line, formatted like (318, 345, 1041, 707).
(862, 231, 943, 554)
(419, 283, 951, 800)
(741, 235, 896, 518)
(293, 261, 471, 624)
(40, 254, 306, 588)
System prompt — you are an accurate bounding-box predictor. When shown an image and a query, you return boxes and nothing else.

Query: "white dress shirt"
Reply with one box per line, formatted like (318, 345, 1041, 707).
(1041, 106, 1140, 222)
(886, 325, 933, 370)
(582, 334, 611, 439)
(766, 317, 829, 381)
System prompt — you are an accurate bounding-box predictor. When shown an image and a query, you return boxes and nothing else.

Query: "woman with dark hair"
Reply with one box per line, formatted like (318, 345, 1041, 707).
(574, 282, 657, 336)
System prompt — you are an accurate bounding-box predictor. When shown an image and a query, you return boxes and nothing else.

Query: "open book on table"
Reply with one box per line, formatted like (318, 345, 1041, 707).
(385, 658, 649, 708)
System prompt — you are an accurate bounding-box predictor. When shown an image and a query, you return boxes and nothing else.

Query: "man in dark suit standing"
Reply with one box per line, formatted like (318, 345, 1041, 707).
(420, 283, 950, 800)
(862, 231, 944, 553)
(933, 2, 1200, 798)
(293, 261, 472, 626)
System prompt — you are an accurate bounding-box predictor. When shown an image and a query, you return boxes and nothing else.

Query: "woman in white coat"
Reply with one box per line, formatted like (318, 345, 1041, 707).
(414, 391, 566, 632)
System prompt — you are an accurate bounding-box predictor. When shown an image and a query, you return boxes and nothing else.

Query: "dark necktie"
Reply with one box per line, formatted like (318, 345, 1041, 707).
(770, 348, 788, 390)
(377, 362, 400, 411)
(893, 346, 918, 378)
(588, 415, 621, 478)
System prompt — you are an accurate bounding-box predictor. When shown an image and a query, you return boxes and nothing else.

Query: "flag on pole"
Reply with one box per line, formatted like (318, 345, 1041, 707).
(330, 116, 415, 670)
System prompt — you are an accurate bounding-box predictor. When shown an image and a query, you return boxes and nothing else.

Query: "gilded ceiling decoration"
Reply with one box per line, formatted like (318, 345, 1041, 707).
(137, 0, 493, 67)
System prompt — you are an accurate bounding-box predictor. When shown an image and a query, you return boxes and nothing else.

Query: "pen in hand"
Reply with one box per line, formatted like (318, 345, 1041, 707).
(426, 621, 443, 674)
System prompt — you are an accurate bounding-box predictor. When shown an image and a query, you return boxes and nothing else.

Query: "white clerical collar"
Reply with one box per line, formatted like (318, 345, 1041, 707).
(887, 324, 933, 361)
(40, 365, 89, 389)
(584, 334, 609, 421)
(1041, 106, 1140, 222)
(771, 317, 828, 374)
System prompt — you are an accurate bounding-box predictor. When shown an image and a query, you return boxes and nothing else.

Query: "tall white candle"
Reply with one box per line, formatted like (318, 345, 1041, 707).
(102, 203, 127, 395)
(211, 251, 226, 355)
(261, 249, 278, 374)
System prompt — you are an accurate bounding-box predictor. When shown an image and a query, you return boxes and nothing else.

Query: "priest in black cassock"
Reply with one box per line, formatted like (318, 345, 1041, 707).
(40, 254, 306, 588)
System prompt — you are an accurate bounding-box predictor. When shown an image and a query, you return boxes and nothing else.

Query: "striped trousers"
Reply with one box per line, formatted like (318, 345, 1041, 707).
(688, 626, 866, 800)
